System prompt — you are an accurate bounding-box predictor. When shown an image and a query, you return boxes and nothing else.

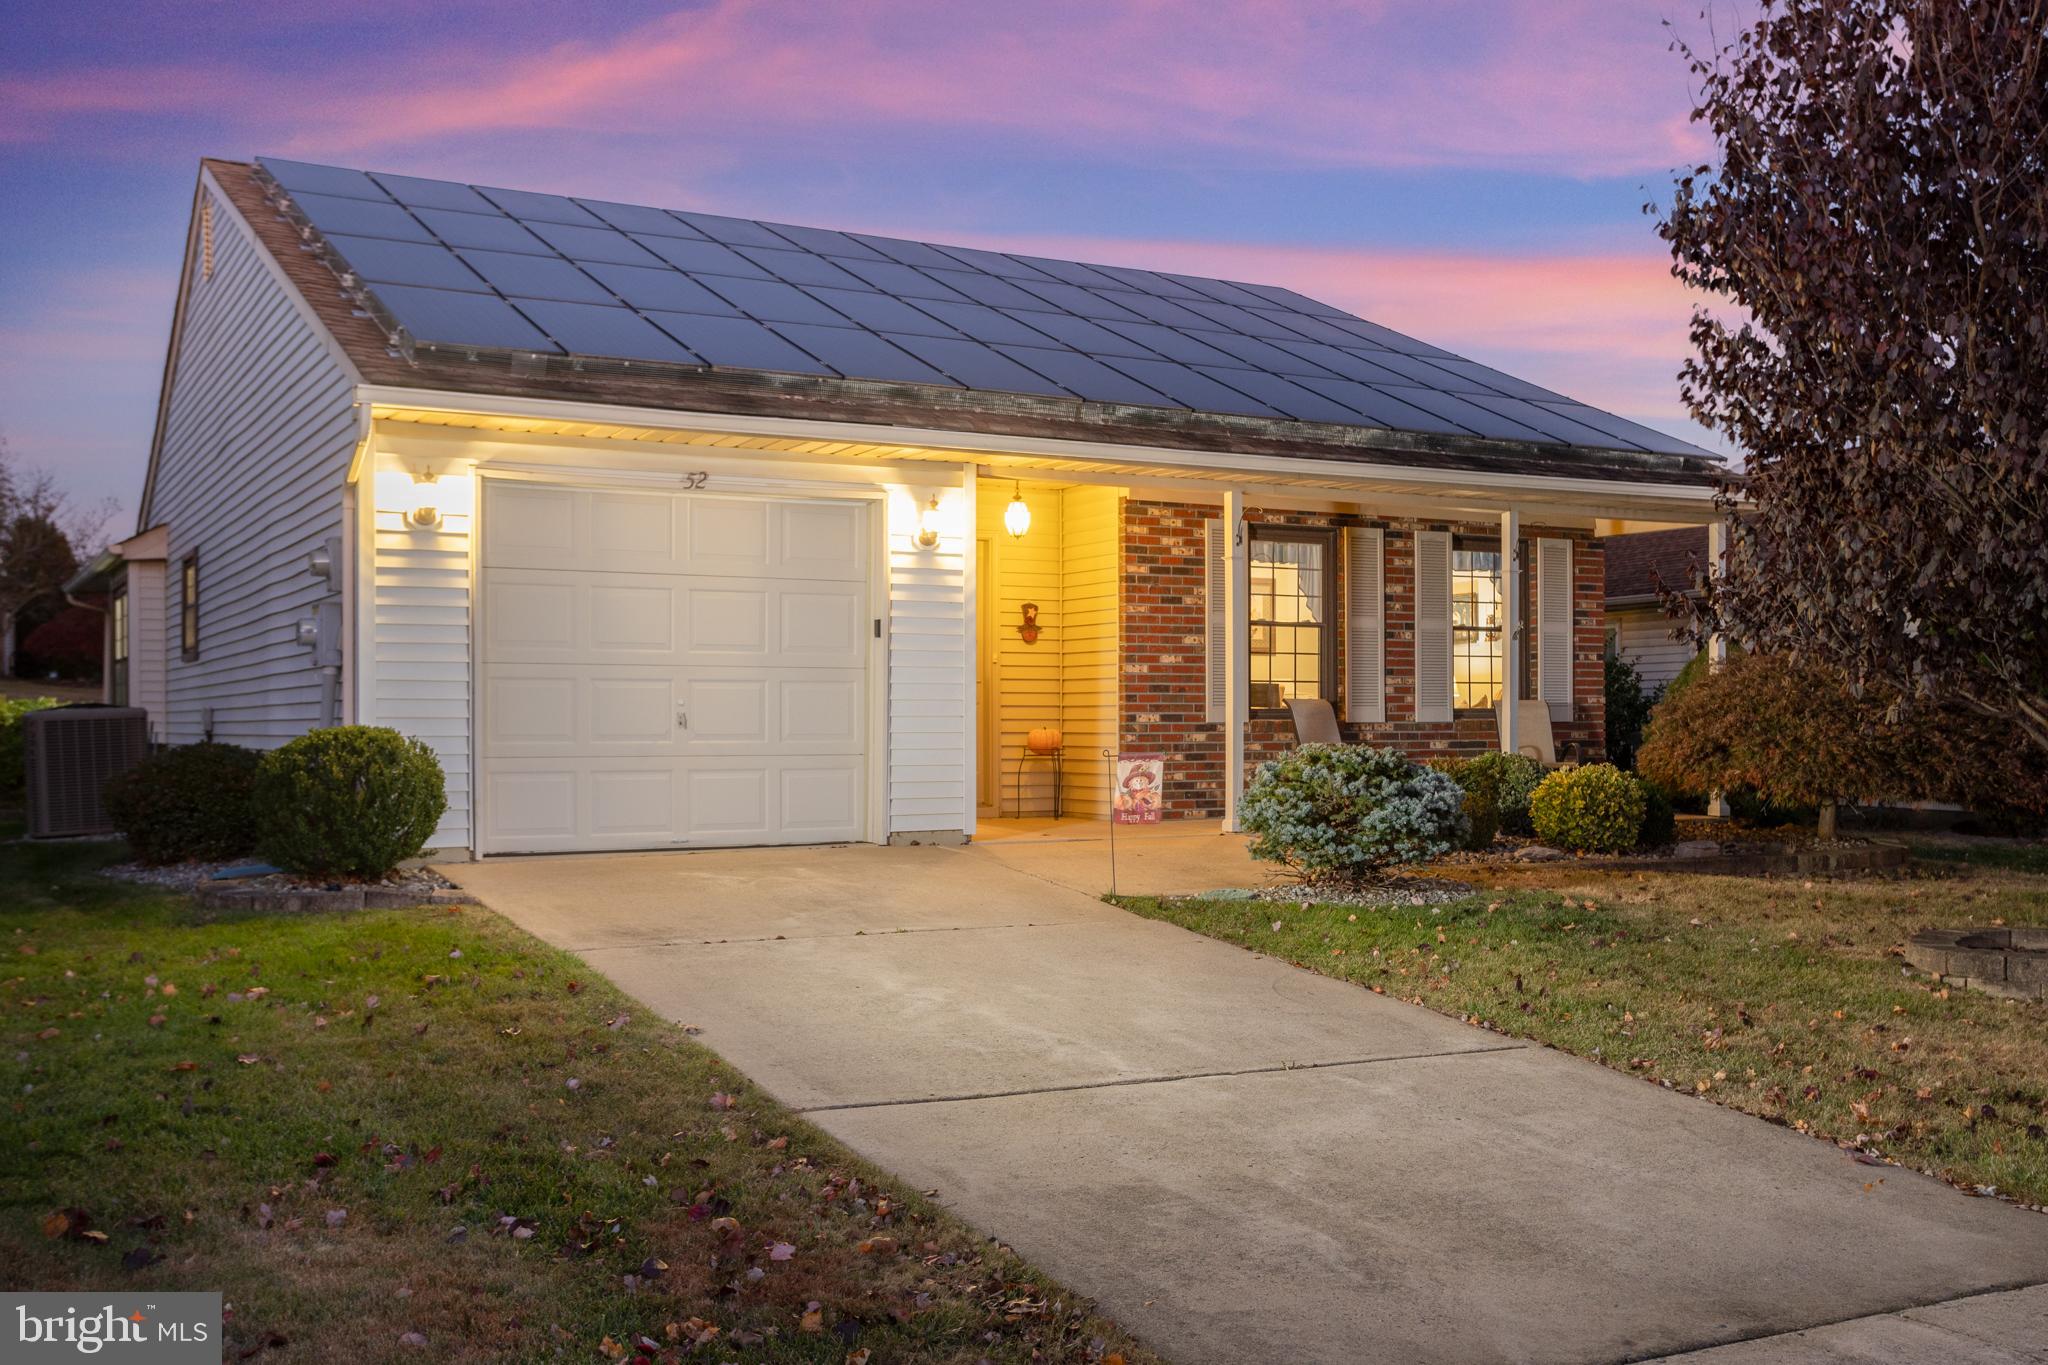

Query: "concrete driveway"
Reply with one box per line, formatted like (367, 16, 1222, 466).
(442, 843, 2048, 1365)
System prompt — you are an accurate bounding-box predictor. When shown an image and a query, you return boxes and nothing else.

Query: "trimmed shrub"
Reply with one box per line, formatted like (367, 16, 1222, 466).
(103, 742, 262, 864)
(1241, 744, 1467, 880)
(1604, 650, 1656, 771)
(1452, 751, 1546, 836)
(0, 696, 63, 796)
(1427, 757, 1501, 851)
(1636, 780, 1677, 849)
(255, 727, 447, 880)
(1529, 763, 1647, 854)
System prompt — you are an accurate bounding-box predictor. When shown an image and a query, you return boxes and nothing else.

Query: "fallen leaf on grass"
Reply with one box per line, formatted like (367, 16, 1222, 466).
(397, 1332, 427, 1348)
(325, 1209, 347, 1228)
(799, 1307, 824, 1334)
(769, 1242, 795, 1261)
(708, 1092, 736, 1111)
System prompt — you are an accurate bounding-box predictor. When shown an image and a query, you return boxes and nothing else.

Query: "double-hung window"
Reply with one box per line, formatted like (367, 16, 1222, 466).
(1247, 526, 1334, 714)
(1450, 537, 1535, 712)
(180, 554, 199, 661)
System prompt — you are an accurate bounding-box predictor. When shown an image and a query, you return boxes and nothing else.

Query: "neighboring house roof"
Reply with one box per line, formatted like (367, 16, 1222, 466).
(1605, 526, 1709, 605)
(198, 157, 1724, 490)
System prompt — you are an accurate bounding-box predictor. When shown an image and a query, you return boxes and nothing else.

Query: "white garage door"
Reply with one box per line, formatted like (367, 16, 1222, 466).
(476, 480, 871, 855)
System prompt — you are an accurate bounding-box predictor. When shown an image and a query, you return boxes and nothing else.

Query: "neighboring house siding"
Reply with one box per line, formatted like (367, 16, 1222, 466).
(1121, 499, 1605, 820)
(1611, 604, 1696, 690)
(148, 177, 357, 748)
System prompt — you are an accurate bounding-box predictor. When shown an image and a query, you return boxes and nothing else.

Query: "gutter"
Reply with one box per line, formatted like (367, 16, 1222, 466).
(355, 384, 1735, 521)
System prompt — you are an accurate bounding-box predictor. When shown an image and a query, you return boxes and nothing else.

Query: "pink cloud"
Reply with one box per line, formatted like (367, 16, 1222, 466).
(9, 0, 1712, 177)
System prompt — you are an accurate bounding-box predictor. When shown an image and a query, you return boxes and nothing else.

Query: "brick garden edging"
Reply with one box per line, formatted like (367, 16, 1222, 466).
(196, 886, 478, 913)
(1905, 926, 2048, 1000)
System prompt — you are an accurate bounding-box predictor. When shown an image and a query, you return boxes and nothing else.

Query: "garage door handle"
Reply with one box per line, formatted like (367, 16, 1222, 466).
(675, 705, 688, 730)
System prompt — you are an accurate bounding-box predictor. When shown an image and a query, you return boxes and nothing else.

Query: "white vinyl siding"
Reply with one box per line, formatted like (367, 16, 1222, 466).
(1611, 604, 1696, 690)
(887, 485, 968, 833)
(1204, 518, 1226, 721)
(1413, 529, 1453, 723)
(372, 517, 474, 851)
(125, 561, 170, 741)
(1343, 526, 1385, 723)
(147, 178, 358, 748)
(1536, 537, 1574, 717)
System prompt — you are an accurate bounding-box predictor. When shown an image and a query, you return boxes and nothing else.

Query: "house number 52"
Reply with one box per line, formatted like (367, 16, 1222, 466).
(680, 471, 709, 488)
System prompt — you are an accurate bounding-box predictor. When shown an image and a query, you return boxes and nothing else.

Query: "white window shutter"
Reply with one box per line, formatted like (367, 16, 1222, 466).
(1204, 518, 1226, 722)
(1537, 537, 1574, 716)
(1414, 530, 1453, 722)
(1344, 526, 1385, 723)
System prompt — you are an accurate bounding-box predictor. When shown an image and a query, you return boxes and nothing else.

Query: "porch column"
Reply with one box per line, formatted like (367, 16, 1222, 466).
(1706, 517, 1730, 817)
(1499, 508, 1521, 756)
(1222, 489, 1249, 832)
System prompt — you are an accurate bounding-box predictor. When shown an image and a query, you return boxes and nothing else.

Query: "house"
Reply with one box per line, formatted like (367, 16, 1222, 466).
(86, 155, 1725, 857)
(1604, 526, 1709, 690)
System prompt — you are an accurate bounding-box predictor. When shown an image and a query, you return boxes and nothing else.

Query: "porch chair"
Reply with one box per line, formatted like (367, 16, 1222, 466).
(1495, 699, 1579, 767)
(1287, 698, 1345, 746)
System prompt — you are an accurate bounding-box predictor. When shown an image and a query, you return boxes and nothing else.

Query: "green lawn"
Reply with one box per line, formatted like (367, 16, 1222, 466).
(1119, 860, 2048, 1208)
(2, 837, 1155, 1365)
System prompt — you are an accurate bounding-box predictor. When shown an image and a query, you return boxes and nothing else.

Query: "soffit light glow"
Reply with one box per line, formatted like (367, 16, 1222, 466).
(1003, 483, 1031, 540)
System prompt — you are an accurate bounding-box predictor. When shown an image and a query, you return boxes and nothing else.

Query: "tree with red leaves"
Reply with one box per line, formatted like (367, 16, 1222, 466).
(1658, 0, 2048, 752)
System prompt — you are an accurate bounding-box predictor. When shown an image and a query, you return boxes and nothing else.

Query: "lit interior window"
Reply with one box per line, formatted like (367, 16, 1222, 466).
(1452, 543, 1503, 710)
(1249, 533, 1326, 709)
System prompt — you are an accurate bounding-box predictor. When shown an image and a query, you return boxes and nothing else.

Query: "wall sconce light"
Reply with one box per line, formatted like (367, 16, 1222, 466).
(1003, 482, 1032, 539)
(405, 471, 444, 530)
(914, 494, 941, 550)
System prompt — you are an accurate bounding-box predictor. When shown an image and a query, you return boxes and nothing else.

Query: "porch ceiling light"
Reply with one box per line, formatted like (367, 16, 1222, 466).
(914, 494, 942, 550)
(1003, 482, 1031, 540)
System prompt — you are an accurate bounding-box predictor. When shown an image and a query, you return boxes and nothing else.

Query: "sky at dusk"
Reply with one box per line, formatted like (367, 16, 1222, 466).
(0, 0, 1742, 530)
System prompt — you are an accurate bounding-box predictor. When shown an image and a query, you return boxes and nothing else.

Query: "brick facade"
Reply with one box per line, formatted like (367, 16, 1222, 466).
(1118, 498, 1606, 820)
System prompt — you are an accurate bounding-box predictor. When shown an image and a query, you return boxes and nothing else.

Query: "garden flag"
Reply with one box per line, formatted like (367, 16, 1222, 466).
(1113, 755, 1164, 824)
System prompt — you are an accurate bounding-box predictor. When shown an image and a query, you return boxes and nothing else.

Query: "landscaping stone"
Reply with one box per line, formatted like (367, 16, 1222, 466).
(1904, 927, 2048, 1001)
(1515, 845, 1566, 862)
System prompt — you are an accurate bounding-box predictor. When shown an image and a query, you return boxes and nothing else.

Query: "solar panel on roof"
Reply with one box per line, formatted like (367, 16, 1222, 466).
(697, 276, 849, 326)
(1375, 384, 1557, 443)
(668, 211, 792, 250)
(930, 244, 1055, 279)
(992, 347, 1174, 407)
(413, 208, 550, 254)
(1099, 291, 1218, 330)
(735, 247, 872, 291)
(325, 234, 488, 292)
(512, 299, 702, 364)
(882, 335, 1075, 397)
(1189, 367, 1366, 425)
(581, 263, 740, 315)
(522, 221, 665, 267)
(287, 193, 432, 243)
(805, 288, 960, 337)
(832, 258, 966, 301)
(997, 310, 1157, 359)
(845, 234, 960, 270)
(923, 271, 1044, 310)
(1011, 280, 1144, 322)
(372, 285, 560, 351)
(577, 200, 706, 238)
(262, 157, 386, 201)
(455, 249, 613, 305)
(477, 186, 606, 227)
(760, 223, 888, 260)
(260, 155, 1714, 461)
(1099, 321, 1242, 367)
(909, 301, 1056, 347)
(769, 324, 957, 387)
(370, 172, 498, 215)
(1105, 358, 1284, 417)
(644, 312, 834, 374)
(627, 235, 771, 279)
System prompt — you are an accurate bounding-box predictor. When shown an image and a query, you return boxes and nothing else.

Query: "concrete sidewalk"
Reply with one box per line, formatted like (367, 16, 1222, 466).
(442, 842, 2048, 1365)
